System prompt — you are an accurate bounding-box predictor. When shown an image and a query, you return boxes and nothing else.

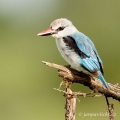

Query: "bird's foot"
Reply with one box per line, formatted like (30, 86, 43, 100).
(64, 64, 71, 69)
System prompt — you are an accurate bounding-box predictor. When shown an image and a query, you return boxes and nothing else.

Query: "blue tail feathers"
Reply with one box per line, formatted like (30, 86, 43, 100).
(98, 72, 109, 89)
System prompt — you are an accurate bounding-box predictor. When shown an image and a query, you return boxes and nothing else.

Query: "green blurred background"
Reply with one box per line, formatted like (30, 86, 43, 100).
(0, 0, 120, 120)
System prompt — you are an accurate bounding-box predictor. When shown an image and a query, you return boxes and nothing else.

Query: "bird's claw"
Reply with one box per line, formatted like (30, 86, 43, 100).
(64, 65, 71, 68)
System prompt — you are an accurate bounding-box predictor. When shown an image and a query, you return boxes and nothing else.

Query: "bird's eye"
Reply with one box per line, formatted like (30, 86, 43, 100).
(57, 27, 64, 31)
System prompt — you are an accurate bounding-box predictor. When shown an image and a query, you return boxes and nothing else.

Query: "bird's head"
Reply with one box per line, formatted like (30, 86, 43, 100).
(37, 18, 77, 38)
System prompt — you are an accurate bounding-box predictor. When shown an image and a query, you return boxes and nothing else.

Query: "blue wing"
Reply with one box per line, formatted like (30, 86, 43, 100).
(70, 32, 108, 89)
(70, 32, 103, 74)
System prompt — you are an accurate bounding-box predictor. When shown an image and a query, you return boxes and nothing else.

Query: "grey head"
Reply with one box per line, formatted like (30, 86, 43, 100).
(38, 18, 78, 38)
(50, 18, 72, 30)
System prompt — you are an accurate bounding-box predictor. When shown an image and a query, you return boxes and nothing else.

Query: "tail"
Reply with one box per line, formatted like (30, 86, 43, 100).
(98, 72, 109, 89)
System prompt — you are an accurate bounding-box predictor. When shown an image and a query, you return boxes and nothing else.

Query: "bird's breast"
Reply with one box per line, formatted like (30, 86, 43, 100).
(55, 38, 84, 71)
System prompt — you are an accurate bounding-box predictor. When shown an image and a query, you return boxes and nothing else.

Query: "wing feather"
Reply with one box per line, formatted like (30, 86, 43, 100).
(70, 32, 103, 74)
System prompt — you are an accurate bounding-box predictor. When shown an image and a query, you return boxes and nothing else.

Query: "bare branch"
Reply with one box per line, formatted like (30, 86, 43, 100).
(64, 82, 76, 120)
(53, 88, 102, 97)
(42, 61, 120, 101)
(105, 96, 114, 120)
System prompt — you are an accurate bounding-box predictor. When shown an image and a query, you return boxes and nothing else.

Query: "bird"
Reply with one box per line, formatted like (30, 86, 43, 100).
(37, 18, 109, 89)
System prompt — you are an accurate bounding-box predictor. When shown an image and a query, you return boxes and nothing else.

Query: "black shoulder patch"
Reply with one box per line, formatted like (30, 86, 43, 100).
(63, 36, 87, 58)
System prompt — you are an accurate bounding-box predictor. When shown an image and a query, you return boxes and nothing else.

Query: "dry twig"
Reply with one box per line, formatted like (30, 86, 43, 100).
(42, 61, 119, 120)
(105, 96, 114, 120)
(42, 61, 120, 101)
